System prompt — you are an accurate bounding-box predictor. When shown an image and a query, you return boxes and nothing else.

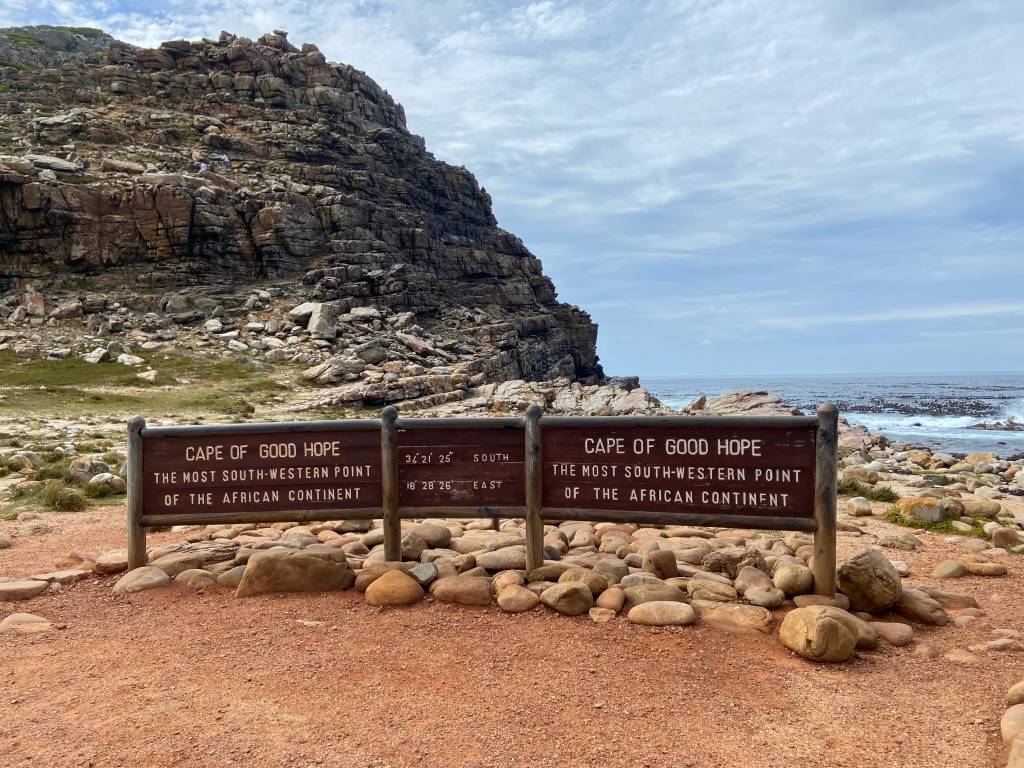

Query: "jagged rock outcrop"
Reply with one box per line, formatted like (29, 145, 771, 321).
(0, 27, 601, 383)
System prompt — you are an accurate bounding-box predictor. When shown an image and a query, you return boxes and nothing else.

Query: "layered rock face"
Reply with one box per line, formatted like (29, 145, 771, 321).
(0, 27, 601, 383)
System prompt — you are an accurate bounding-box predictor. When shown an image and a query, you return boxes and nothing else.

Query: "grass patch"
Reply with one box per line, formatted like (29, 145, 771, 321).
(41, 480, 87, 512)
(50, 26, 107, 38)
(884, 507, 987, 538)
(35, 457, 71, 481)
(838, 478, 899, 502)
(83, 482, 120, 499)
(4, 31, 43, 48)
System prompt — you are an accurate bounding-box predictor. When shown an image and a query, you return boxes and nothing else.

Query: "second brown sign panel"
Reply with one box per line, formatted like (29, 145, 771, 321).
(398, 427, 526, 507)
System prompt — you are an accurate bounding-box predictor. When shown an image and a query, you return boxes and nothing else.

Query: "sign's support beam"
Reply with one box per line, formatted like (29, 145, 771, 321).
(524, 404, 544, 572)
(127, 415, 148, 570)
(381, 406, 401, 562)
(812, 402, 838, 596)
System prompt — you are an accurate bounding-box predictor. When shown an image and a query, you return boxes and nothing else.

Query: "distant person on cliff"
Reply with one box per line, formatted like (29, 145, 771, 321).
(198, 160, 208, 173)
(219, 154, 230, 170)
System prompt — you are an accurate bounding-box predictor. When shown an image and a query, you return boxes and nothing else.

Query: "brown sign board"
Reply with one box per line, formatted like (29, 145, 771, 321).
(126, 406, 837, 595)
(541, 424, 816, 518)
(141, 426, 381, 517)
(397, 426, 525, 508)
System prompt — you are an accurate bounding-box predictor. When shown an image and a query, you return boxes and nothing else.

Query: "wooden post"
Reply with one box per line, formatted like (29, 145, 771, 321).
(126, 415, 147, 570)
(812, 401, 838, 596)
(381, 406, 401, 562)
(524, 403, 544, 572)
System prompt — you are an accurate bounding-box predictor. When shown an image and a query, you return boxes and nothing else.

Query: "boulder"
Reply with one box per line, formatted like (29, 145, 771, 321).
(112, 566, 171, 594)
(734, 565, 773, 595)
(365, 570, 424, 606)
(872, 621, 914, 647)
(846, 497, 872, 516)
(694, 603, 774, 633)
(0, 613, 54, 634)
(595, 585, 625, 613)
(642, 549, 679, 579)
(476, 545, 527, 571)
(686, 579, 737, 602)
(175, 569, 218, 587)
(745, 586, 785, 609)
(1004, 705, 1024, 745)
(896, 588, 949, 626)
(1009, 681, 1024, 706)
(622, 583, 688, 611)
(93, 549, 130, 574)
(217, 565, 247, 588)
(429, 576, 492, 606)
(779, 606, 857, 663)
(627, 601, 697, 627)
(0, 579, 49, 600)
(557, 567, 608, 596)
(235, 551, 354, 597)
(772, 563, 814, 596)
(836, 548, 902, 613)
(150, 552, 204, 577)
(931, 560, 968, 579)
(540, 582, 594, 616)
(497, 584, 540, 613)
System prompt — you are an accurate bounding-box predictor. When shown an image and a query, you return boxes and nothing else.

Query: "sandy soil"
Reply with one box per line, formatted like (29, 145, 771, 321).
(1, 502, 1021, 768)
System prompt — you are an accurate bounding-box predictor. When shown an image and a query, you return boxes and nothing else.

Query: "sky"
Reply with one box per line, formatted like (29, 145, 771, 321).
(4, 1, 1024, 376)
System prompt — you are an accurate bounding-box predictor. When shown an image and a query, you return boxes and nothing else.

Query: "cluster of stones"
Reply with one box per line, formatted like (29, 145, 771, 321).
(1005, 681, 1024, 768)
(837, 446, 1024, 557)
(2, 448, 124, 497)
(0, 284, 661, 415)
(3, 511, 1007, 667)
(0, 26, 600, 385)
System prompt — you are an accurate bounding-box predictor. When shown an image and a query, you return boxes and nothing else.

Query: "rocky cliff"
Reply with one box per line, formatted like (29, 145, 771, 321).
(0, 26, 601, 386)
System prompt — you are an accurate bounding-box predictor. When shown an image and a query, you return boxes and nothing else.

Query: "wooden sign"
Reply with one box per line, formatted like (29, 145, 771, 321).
(126, 403, 838, 595)
(397, 425, 525, 508)
(541, 424, 815, 520)
(135, 421, 381, 521)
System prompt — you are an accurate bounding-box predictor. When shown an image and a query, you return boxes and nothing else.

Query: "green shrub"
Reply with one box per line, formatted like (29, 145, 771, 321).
(35, 460, 70, 481)
(838, 478, 899, 502)
(41, 480, 87, 512)
(83, 482, 117, 499)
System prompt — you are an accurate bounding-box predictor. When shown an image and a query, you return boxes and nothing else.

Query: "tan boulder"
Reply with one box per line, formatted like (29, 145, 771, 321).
(1003, 705, 1024, 745)
(627, 601, 697, 627)
(0, 579, 49, 601)
(595, 585, 625, 613)
(540, 582, 593, 616)
(93, 549, 130, 574)
(150, 552, 204, 577)
(772, 563, 814, 596)
(235, 551, 354, 597)
(694, 602, 773, 633)
(779, 606, 856, 662)
(622, 583, 688, 611)
(0, 613, 54, 634)
(365, 570, 424, 606)
(836, 548, 902, 613)
(496, 584, 540, 613)
(557, 567, 608, 596)
(112, 566, 171, 595)
(897, 588, 949, 626)
(429, 576, 492, 606)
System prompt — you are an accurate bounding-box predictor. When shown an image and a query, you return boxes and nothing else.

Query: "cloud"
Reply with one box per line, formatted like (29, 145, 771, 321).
(762, 302, 1024, 330)
(3, 0, 1024, 373)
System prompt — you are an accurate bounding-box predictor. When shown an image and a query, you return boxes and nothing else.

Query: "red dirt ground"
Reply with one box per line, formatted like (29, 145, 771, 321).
(1, 504, 1021, 768)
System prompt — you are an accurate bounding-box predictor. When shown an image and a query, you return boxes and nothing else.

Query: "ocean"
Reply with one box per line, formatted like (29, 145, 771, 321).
(641, 373, 1024, 458)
